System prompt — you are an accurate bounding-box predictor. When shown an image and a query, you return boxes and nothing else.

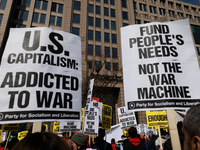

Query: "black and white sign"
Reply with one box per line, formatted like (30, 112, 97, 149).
(59, 121, 81, 132)
(85, 79, 94, 116)
(121, 19, 200, 111)
(117, 107, 137, 129)
(83, 105, 99, 136)
(0, 27, 82, 124)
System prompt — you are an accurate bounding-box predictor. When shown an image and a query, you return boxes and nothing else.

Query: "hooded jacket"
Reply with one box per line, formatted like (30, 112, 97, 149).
(124, 137, 146, 150)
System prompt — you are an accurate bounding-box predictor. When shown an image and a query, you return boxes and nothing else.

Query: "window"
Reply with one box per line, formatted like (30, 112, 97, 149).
(112, 48, 118, 58)
(104, 0, 108, 4)
(88, 17, 94, 26)
(191, 25, 200, 44)
(73, 14, 80, 24)
(150, 6, 156, 14)
(56, 17, 62, 26)
(88, 61, 93, 69)
(96, 18, 101, 27)
(113, 63, 118, 71)
(49, 15, 55, 25)
(111, 21, 116, 30)
(95, 61, 101, 70)
(139, 3, 146, 11)
(0, 0, 7, 9)
(123, 23, 129, 26)
(22, 11, 29, 21)
(51, 3, 63, 13)
(42, 1, 48, 10)
(104, 19, 109, 29)
(169, 10, 175, 17)
(40, 14, 46, 24)
(96, 0, 100, 2)
(136, 20, 141, 24)
(58, 4, 63, 13)
(95, 31, 101, 41)
(105, 62, 111, 70)
(104, 7, 109, 16)
(197, 47, 200, 56)
(122, 0, 127, 8)
(96, 6, 101, 14)
(186, 14, 192, 19)
(72, 27, 80, 36)
(105, 47, 110, 57)
(35, 0, 48, 10)
(74, 1, 81, 10)
(159, 8, 165, 15)
(133, 2, 137, 9)
(0, 14, 3, 25)
(112, 34, 117, 44)
(88, 30, 93, 40)
(95, 45, 101, 56)
(111, 9, 115, 17)
(89, 4, 94, 13)
(177, 12, 183, 19)
(104, 33, 110, 43)
(32, 13, 39, 23)
(122, 11, 128, 20)
(87, 44, 93, 55)
(110, 0, 115, 5)
(25, 0, 31, 7)
(35, 0, 41, 8)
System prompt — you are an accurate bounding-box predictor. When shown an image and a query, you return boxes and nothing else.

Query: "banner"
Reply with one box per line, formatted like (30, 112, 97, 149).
(102, 104, 112, 129)
(121, 19, 200, 112)
(83, 105, 99, 136)
(0, 27, 82, 124)
(52, 122, 60, 134)
(59, 121, 81, 132)
(117, 106, 137, 129)
(146, 110, 168, 127)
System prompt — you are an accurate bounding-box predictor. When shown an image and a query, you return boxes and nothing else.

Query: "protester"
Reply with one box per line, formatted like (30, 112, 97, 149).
(7, 132, 19, 150)
(11, 132, 71, 150)
(182, 104, 200, 150)
(111, 138, 120, 150)
(155, 129, 168, 150)
(90, 128, 112, 150)
(140, 135, 149, 150)
(67, 133, 87, 150)
(148, 134, 157, 150)
(123, 127, 146, 150)
(163, 121, 184, 150)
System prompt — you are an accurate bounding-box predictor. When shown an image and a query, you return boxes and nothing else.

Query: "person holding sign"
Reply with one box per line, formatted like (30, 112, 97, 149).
(182, 104, 200, 150)
(123, 127, 146, 150)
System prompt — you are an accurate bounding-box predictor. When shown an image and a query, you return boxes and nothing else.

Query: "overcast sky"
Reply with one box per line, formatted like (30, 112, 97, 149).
(179, 0, 199, 5)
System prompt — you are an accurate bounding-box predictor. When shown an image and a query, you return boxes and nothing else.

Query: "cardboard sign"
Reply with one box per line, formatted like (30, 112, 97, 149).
(0, 27, 82, 124)
(121, 19, 200, 112)
(102, 104, 112, 129)
(84, 106, 99, 136)
(117, 107, 137, 129)
(18, 130, 28, 141)
(59, 121, 81, 132)
(146, 110, 168, 127)
(3, 124, 19, 131)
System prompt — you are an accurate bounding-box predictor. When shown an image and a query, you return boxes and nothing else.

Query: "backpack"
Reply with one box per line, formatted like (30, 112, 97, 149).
(91, 142, 108, 150)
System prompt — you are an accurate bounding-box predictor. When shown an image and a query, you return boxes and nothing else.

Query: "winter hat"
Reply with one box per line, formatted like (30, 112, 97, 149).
(71, 133, 87, 146)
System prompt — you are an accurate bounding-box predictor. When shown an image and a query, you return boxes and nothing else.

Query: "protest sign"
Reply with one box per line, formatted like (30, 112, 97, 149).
(146, 110, 168, 127)
(52, 122, 60, 134)
(18, 130, 28, 141)
(117, 106, 137, 129)
(121, 19, 200, 112)
(82, 108, 84, 126)
(136, 124, 147, 135)
(85, 79, 95, 116)
(1, 131, 6, 143)
(90, 101, 103, 123)
(0, 27, 82, 124)
(102, 104, 112, 129)
(84, 106, 99, 136)
(59, 121, 81, 132)
(3, 124, 19, 131)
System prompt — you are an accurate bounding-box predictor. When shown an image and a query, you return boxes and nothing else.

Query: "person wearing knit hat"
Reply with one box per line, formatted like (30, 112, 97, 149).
(67, 133, 87, 150)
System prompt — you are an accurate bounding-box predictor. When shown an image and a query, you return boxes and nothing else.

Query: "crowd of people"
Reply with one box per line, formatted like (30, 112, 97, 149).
(0, 104, 199, 150)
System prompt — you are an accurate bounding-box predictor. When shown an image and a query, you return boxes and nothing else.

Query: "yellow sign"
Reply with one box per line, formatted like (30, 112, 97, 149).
(146, 110, 168, 127)
(3, 124, 19, 131)
(102, 104, 112, 129)
(52, 122, 60, 134)
(0, 130, 2, 143)
(18, 130, 28, 141)
(81, 108, 84, 126)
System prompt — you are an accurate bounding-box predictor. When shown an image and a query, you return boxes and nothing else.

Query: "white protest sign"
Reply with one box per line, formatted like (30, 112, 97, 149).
(121, 19, 200, 112)
(0, 27, 82, 124)
(59, 121, 81, 132)
(117, 107, 137, 129)
(91, 101, 103, 123)
(84, 105, 99, 136)
(136, 124, 147, 135)
(85, 79, 95, 116)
